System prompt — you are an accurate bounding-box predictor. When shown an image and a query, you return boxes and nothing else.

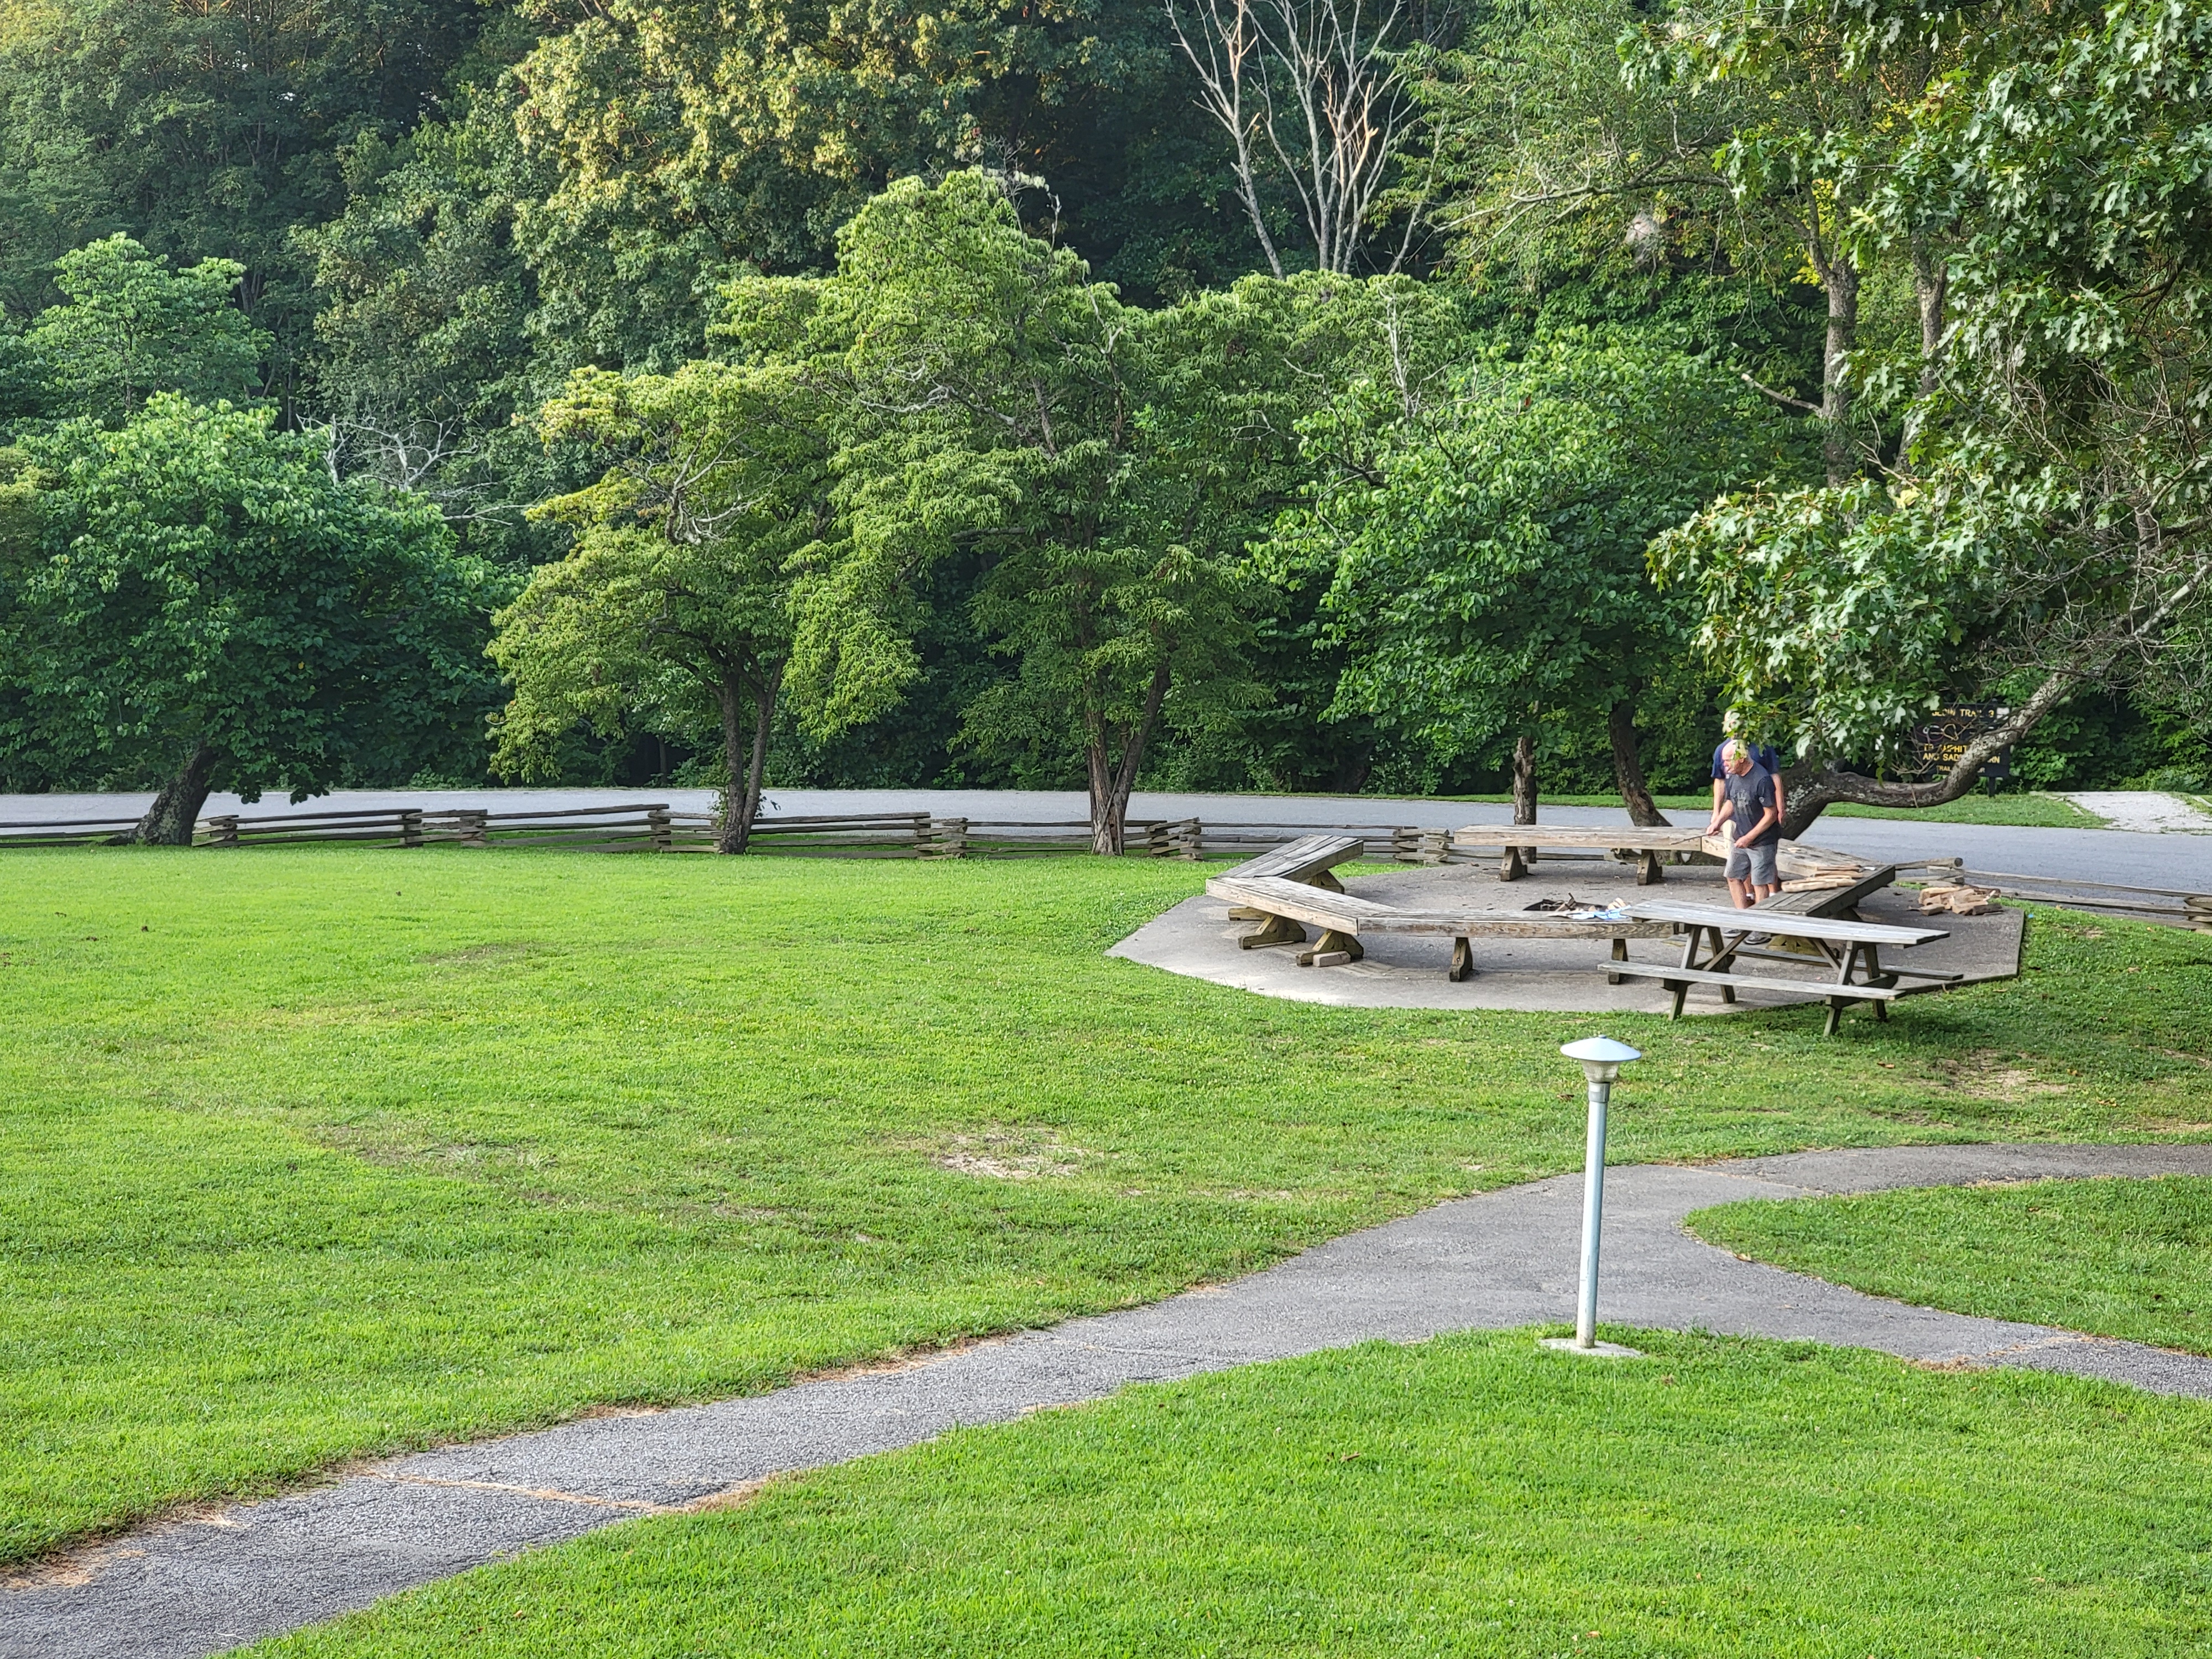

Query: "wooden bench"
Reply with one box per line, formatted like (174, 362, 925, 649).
(1608, 900, 1950, 1034)
(1451, 825, 1709, 884)
(1214, 833, 1369, 947)
(1205, 870, 1678, 977)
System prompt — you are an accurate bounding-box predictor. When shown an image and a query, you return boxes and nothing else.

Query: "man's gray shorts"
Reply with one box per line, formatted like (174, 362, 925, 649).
(1726, 841, 1779, 886)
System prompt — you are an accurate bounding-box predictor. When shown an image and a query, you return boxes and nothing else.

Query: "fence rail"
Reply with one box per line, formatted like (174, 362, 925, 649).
(8, 801, 2206, 925)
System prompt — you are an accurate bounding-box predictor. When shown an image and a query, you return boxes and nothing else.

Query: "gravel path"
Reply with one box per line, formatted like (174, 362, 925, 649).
(10, 1141, 2212, 1659)
(2065, 791, 2212, 834)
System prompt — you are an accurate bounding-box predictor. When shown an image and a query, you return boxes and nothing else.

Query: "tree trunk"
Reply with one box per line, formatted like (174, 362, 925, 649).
(1608, 700, 1670, 827)
(1088, 660, 1174, 855)
(1913, 243, 1948, 396)
(1819, 252, 1862, 486)
(715, 661, 784, 854)
(131, 744, 219, 846)
(1511, 732, 1538, 825)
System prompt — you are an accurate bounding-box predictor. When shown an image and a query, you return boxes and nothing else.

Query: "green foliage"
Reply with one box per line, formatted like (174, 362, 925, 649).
(492, 359, 832, 839)
(0, 0, 492, 392)
(0, 395, 504, 801)
(295, 84, 576, 565)
(12, 234, 269, 426)
(1649, 0, 2212, 792)
(1275, 332, 1803, 780)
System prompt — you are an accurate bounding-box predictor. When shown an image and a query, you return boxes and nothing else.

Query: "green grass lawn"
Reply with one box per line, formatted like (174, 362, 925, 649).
(3, 849, 2207, 1563)
(249, 1328, 2212, 1658)
(1436, 790, 2101, 828)
(1693, 1176, 2212, 1355)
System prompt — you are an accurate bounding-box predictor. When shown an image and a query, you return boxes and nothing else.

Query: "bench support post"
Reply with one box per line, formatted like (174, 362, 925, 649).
(1636, 849, 1663, 886)
(1238, 912, 1306, 951)
(1297, 928, 1363, 966)
(1606, 935, 1627, 985)
(1499, 846, 1526, 882)
(1450, 936, 1474, 982)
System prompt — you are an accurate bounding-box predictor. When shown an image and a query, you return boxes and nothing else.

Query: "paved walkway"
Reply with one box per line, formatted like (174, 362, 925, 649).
(11, 1141, 2212, 1659)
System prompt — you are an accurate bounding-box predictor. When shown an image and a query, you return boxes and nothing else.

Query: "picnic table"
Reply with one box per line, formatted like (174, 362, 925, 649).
(1450, 825, 1882, 888)
(1607, 899, 1956, 1034)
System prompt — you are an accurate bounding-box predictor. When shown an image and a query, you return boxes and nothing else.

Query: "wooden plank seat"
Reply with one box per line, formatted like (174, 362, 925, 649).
(1452, 825, 1709, 885)
(1204, 872, 1677, 977)
(1212, 833, 1370, 946)
(1225, 832, 1369, 888)
(1606, 899, 1949, 1034)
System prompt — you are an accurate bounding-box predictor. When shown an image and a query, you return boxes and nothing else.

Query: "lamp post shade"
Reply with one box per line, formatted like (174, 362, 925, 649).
(1559, 1036, 1642, 1083)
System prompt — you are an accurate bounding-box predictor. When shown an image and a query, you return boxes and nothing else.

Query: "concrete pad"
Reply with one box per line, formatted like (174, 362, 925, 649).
(1109, 862, 2025, 1015)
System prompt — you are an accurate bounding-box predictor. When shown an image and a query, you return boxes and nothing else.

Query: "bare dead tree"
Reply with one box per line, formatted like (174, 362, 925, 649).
(1166, 0, 1420, 274)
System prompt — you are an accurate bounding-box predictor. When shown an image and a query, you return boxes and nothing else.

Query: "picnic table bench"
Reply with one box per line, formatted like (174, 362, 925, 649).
(1205, 834, 1678, 978)
(1606, 899, 1954, 1034)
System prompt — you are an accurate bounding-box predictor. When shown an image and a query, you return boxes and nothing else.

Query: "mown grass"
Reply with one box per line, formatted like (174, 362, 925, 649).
(1437, 790, 2103, 828)
(2, 849, 2206, 1561)
(1695, 1176, 2212, 1355)
(251, 1328, 2212, 1658)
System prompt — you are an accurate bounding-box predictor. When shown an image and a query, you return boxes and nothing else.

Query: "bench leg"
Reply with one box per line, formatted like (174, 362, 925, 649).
(1637, 849, 1663, 886)
(1668, 979, 1690, 1019)
(1450, 936, 1474, 982)
(1499, 846, 1526, 882)
(1238, 912, 1305, 951)
(1308, 869, 1347, 894)
(1296, 928, 1363, 967)
(1606, 935, 1627, 985)
(1825, 998, 1846, 1036)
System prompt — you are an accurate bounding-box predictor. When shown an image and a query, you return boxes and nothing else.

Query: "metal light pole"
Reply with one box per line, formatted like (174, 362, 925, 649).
(1546, 1036, 1642, 1357)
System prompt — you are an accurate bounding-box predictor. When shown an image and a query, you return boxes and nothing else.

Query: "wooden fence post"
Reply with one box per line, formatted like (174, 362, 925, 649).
(647, 806, 672, 852)
(400, 808, 424, 848)
(936, 817, 970, 858)
(203, 815, 238, 848)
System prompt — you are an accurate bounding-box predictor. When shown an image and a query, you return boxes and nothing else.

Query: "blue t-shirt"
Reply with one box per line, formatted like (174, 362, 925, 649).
(1712, 742, 1780, 778)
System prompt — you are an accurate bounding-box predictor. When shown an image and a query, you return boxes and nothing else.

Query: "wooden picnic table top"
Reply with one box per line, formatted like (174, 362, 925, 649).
(1452, 825, 1709, 850)
(1623, 899, 1947, 947)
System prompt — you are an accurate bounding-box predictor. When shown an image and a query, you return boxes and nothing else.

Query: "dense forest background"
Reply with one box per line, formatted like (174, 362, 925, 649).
(0, 0, 2201, 822)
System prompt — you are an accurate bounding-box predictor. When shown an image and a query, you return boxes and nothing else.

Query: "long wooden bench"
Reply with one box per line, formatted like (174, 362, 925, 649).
(1451, 825, 1708, 884)
(1205, 870, 1677, 977)
(1214, 833, 1370, 947)
(1608, 899, 1950, 1034)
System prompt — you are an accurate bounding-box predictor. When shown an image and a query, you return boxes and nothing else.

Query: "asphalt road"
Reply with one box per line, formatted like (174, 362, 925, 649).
(11, 786, 2210, 891)
(11, 1142, 2212, 1659)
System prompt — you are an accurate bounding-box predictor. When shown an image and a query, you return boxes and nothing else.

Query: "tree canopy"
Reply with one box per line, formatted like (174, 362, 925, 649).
(1, 0, 2205, 834)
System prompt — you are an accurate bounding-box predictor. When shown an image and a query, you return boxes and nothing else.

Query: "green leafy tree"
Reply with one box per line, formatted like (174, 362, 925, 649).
(0, 0, 492, 395)
(786, 173, 1269, 852)
(1653, 0, 2212, 832)
(14, 236, 269, 426)
(0, 395, 504, 841)
(295, 86, 573, 562)
(1274, 332, 1801, 823)
(490, 359, 833, 851)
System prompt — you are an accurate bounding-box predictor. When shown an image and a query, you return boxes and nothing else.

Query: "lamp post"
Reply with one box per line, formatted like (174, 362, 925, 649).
(1548, 1036, 1642, 1355)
